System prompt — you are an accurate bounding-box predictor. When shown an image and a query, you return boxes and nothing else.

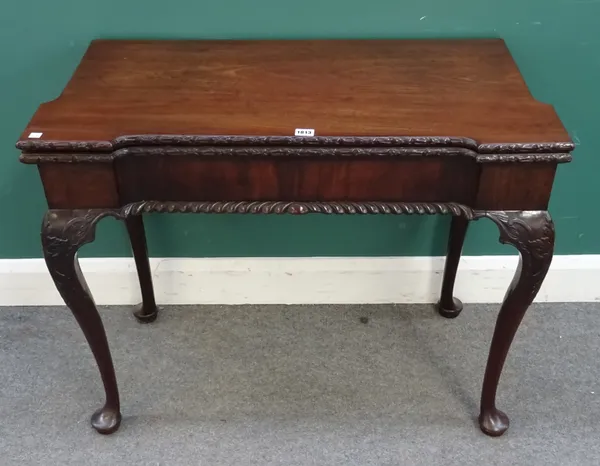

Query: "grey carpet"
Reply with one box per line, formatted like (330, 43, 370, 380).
(1, 303, 599, 465)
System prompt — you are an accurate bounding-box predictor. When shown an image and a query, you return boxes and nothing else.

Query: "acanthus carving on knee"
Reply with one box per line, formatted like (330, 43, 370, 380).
(42, 209, 128, 254)
(482, 211, 554, 303)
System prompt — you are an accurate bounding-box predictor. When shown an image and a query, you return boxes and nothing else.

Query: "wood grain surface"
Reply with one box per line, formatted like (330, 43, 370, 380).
(19, 39, 570, 145)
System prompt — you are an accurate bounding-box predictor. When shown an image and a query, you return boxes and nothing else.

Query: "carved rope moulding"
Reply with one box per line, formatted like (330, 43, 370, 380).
(116, 201, 477, 219)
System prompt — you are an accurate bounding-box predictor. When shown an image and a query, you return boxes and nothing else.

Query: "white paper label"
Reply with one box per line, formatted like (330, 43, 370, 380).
(28, 132, 43, 139)
(294, 128, 315, 137)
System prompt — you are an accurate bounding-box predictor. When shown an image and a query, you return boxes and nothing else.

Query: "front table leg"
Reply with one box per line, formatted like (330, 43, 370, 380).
(42, 210, 122, 434)
(478, 211, 554, 436)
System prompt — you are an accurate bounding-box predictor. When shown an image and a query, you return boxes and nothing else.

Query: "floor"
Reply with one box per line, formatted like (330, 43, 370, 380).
(1, 303, 599, 465)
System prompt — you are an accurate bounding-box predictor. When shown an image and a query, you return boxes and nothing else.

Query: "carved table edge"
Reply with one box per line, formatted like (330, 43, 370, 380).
(18, 136, 574, 164)
(19, 149, 573, 165)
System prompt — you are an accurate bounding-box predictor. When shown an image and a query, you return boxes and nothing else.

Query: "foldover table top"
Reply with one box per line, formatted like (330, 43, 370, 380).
(19, 39, 570, 148)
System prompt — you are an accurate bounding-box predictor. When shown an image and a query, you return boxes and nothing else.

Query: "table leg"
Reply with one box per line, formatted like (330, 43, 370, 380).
(478, 211, 554, 436)
(437, 215, 469, 318)
(42, 209, 122, 434)
(126, 215, 159, 323)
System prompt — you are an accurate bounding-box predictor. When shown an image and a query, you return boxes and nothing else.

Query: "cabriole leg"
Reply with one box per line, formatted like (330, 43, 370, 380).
(478, 211, 554, 436)
(42, 209, 122, 434)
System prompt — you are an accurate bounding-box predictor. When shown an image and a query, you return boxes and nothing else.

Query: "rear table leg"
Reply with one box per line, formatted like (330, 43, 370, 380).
(437, 215, 469, 318)
(126, 215, 159, 323)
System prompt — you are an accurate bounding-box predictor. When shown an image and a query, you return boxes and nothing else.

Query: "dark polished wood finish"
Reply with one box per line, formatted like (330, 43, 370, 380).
(42, 210, 121, 434)
(437, 216, 469, 318)
(479, 211, 555, 436)
(19, 39, 569, 144)
(19, 39, 572, 436)
(126, 216, 158, 323)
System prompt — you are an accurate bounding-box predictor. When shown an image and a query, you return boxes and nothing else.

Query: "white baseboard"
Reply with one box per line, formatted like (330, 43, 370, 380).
(0, 255, 598, 306)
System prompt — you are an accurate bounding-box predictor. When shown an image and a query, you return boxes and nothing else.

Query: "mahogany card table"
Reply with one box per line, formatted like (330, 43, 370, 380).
(17, 39, 573, 435)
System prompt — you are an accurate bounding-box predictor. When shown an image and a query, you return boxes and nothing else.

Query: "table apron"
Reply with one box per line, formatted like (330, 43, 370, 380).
(37, 157, 556, 211)
(115, 156, 478, 204)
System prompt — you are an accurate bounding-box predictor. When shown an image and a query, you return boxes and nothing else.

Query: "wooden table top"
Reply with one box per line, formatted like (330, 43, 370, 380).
(19, 39, 570, 148)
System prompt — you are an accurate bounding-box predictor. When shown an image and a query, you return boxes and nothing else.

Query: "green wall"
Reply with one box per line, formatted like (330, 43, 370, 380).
(1, 1, 597, 258)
